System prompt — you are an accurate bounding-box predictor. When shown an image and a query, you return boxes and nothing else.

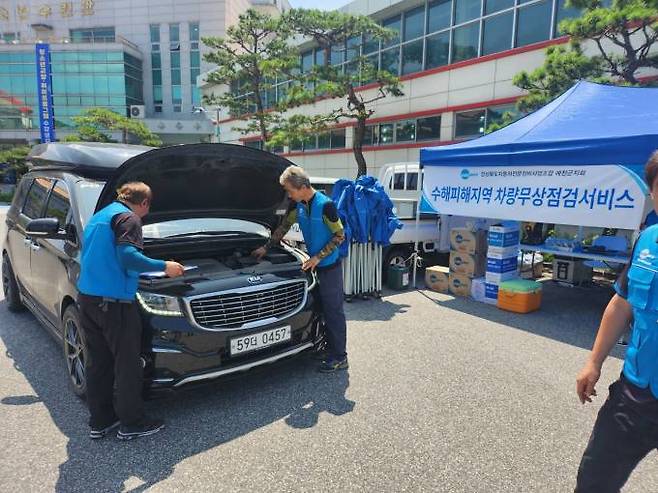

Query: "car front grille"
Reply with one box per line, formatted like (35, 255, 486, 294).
(188, 280, 307, 329)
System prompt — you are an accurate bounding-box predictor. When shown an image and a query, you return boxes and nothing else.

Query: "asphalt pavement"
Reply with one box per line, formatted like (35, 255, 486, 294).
(0, 216, 657, 491)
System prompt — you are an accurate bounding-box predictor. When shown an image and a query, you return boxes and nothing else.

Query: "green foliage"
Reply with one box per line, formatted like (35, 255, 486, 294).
(0, 145, 30, 180)
(66, 108, 162, 146)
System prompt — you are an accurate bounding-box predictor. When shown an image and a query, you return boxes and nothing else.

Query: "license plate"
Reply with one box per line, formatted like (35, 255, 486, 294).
(230, 326, 291, 356)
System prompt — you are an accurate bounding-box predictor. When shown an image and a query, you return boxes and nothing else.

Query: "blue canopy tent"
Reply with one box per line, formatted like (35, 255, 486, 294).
(414, 81, 658, 284)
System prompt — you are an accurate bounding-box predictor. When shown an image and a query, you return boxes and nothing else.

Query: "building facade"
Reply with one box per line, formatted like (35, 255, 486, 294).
(201, 0, 609, 179)
(0, 0, 288, 144)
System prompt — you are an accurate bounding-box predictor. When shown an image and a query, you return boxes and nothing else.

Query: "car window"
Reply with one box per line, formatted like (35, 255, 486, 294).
(393, 172, 405, 190)
(143, 218, 269, 239)
(22, 177, 52, 219)
(45, 181, 72, 228)
(73, 180, 103, 227)
(11, 178, 32, 213)
(406, 172, 418, 190)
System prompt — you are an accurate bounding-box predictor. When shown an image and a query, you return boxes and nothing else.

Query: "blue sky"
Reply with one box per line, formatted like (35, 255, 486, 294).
(288, 0, 352, 9)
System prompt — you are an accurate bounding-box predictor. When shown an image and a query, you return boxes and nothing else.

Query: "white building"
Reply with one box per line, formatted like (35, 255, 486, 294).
(0, 0, 289, 144)
(200, 0, 632, 179)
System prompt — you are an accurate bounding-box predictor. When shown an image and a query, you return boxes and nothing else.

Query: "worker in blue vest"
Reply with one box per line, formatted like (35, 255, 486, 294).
(77, 182, 184, 441)
(575, 151, 658, 492)
(252, 165, 348, 372)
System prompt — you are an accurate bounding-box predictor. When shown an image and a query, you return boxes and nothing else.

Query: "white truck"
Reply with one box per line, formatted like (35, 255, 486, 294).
(284, 163, 458, 269)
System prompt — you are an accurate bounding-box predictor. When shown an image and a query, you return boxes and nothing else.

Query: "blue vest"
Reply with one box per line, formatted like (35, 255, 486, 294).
(623, 224, 658, 397)
(297, 192, 340, 268)
(77, 202, 139, 300)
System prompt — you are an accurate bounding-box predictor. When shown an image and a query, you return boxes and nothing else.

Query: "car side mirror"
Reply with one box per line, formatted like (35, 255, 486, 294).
(26, 217, 68, 240)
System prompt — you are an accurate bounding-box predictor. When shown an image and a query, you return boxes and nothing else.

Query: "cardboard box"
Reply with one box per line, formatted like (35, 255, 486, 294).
(450, 228, 487, 254)
(487, 245, 520, 259)
(425, 265, 450, 293)
(488, 225, 520, 248)
(487, 256, 518, 274)
(449, 250, 486, 278)
(449, 272, 472, 297)
(486, 270, 519, 284)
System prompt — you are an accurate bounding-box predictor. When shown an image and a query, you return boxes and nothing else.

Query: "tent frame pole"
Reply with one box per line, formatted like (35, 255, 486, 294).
(412, 164, 423, 288)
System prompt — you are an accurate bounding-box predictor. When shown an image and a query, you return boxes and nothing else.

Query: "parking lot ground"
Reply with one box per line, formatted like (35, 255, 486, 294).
(1, 255, 657, 491)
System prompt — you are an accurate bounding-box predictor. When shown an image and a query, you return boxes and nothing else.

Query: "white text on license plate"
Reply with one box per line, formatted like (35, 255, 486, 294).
(230, 326, 291, 355)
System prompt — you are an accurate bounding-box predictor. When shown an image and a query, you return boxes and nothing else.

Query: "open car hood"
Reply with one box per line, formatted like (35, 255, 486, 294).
(96, 143, 292, 230)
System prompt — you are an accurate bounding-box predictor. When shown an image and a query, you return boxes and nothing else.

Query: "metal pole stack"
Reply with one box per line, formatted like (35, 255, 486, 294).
(343, 241, 382, 301)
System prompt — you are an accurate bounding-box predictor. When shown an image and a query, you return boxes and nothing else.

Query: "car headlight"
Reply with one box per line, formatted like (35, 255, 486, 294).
(136, 291, 183, 316)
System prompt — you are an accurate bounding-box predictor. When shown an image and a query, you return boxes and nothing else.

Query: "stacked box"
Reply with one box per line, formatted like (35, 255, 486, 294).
(448, 228, 487, 297)
(425, 265, 450, 293)
(485, 223, 520, 303)
(471, 277, 496, 305)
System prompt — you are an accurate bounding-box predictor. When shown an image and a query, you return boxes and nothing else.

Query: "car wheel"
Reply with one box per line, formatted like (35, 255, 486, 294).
(382, 246, 410, 282)
(62, 305, 87, 398)
(2, 254, 24, 312)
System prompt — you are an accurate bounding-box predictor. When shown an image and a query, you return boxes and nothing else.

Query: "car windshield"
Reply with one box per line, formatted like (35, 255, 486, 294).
(143, 218, 269, 239)
(74, 179, 103, 227)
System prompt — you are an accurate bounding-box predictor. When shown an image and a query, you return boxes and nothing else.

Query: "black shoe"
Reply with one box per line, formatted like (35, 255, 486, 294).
(117, 418, 165, 441)
(313, 349, 330, 361)
(318, 357, 349, 373)
(90, 419, 120, 439)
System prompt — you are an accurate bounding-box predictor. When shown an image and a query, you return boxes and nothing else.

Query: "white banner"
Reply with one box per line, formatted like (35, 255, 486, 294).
(422, 165, 648, 229)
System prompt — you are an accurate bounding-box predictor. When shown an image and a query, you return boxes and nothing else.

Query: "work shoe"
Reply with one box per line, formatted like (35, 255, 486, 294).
(318, 357, 349, 373)
(313, 349, 330, 361)
(117, 418, 165, 441)
(89, 419, 120, 439)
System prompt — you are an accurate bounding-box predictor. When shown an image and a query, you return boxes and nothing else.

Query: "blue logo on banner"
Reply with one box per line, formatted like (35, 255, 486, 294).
(35, 43, 56, 143)
(460, 169, 476, 180)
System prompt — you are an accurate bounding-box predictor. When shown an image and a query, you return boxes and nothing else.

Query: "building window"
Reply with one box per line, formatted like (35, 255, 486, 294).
(379, 123, 394, 144)
(417, 116, 441, 141)
(455, 109, 485, 138)
(172, 85, 182, 105)
(363, 33, 379, 54)
(150, 24, 160, 42)
(454, 0, 481, 25)
(555, 0, 581, 35)
(425, 32, 450, 69)
(155, 105, 162, 112)
(381, 48, 400, 76)
(330, 128, 346, 148)
(318, 132, 330, 149)
(169, 23, 180, 42)
(245, 140, 263, 149)
(346, 36, 361, 62)
(516, 0, 552, 47)
(301, 50, 313, 72)
(485, 0, 513, 14)
(362, 126, 376, 146)
(396, 120, 416, 142)
(482, 12, 513, 55)
(451, 21, 479, 63)
(403, 6, 425, 42)
(427, 0, 451, 34)
(382, 15, 401, 49)
(70, 27, 115, 43)
(402, 40, 424, 75)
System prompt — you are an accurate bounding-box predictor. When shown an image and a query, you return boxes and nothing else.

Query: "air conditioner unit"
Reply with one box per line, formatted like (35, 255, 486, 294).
(130, 105, 145, 119)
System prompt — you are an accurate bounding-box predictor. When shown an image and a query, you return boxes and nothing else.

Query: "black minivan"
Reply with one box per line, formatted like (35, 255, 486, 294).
(2, 142, 322, 396)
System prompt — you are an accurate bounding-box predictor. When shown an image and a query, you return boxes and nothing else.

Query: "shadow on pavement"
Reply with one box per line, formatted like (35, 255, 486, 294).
(415, 278, 626, 359)
(0, 302, 355, 492)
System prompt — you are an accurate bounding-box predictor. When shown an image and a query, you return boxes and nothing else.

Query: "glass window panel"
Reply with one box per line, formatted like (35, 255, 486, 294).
(404, 6, 425, 41)
(79, 63, 95, 73)
(482, 12, 513, 55)
(290, 138, 303, 152)
(107, 63, 124, 73)
(45, 181, 71, 228)
(417, 116, 441, 140)
(108, 76, 124, 93)
(304, 135, 317, 150)
(402, 40, 424, 75)
(67, 96, 81, 105)
(454, 0, 481, 24)
(23, 178, 51, 219)
(486, 104, 520, 127)
(79, 76, 94, 94)
(94, 76, 108, 93)
(393, 173, 405, 190)
(153, 86, 163, 104)
(452, 22, 480, 63)
(92, 52, 106, 62)
(455, 109, 485, 138)
(516, 1, 552, 47)
(362, 126, 375, 146)
(150, 24, 160, 42)
(346, 36, 361, 61)
(318, 132, 330, 149)
(190, 51, 200, 68)
(171, 69, 181, 85)
(330, 44, 344, 65)
(396, 120, 416, 142)
(191, 68, 200, 83)
(171, 52, 180, 68)
(381, 48, 400, 76)
(555, 0, 582, 35)
(107, 52, 123, 62)
(78, 52, 93, 62)
(109, 96, 125, 105)
(363, 33, 379, 54)
(407, 172, 419, 190)
(81, 96, 94, 105)
(331, 129, 346, 148)
(174, 105, 181, 112)
(169, 23, 180, 42)
(189, 22, 199, 41)
(172, 85, 182, 103)
(314, 48, 325, 67)
(382, 15, 401, 48)
(379, 123, 394, 144)
(426, 32, 450, 69)
(53, 96, 67, 106)
(485, 0, 513, 14)
(52, 78, 66, 94)
(301, 50, 313, 72)
(151, 53, 161, 69)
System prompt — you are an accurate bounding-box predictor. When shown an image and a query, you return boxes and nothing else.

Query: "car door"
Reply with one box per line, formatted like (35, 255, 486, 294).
(29, 179, 75, 325)
(10, 177, 53, 299)
(4, 177, 32, 290)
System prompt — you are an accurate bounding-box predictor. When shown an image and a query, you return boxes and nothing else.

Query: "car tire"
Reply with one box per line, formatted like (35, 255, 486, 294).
(2, 254, 25, 312)
(382, 246, 410, 282)
(62, 304, 87, 398)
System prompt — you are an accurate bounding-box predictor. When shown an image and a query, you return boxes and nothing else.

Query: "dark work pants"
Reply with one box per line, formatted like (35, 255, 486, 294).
(317, 262, 347, 360)
(78, 294, 144, 428)
(575, 380, 658, 493)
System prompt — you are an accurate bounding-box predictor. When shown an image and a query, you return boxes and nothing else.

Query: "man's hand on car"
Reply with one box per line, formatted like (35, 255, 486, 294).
(251, 246, 267, 260)
(165, 261, 185, 278)
(302, 256, 320, 272)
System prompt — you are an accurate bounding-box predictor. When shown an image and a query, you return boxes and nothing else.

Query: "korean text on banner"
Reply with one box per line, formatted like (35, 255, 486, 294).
(35, 43, 56, 143)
